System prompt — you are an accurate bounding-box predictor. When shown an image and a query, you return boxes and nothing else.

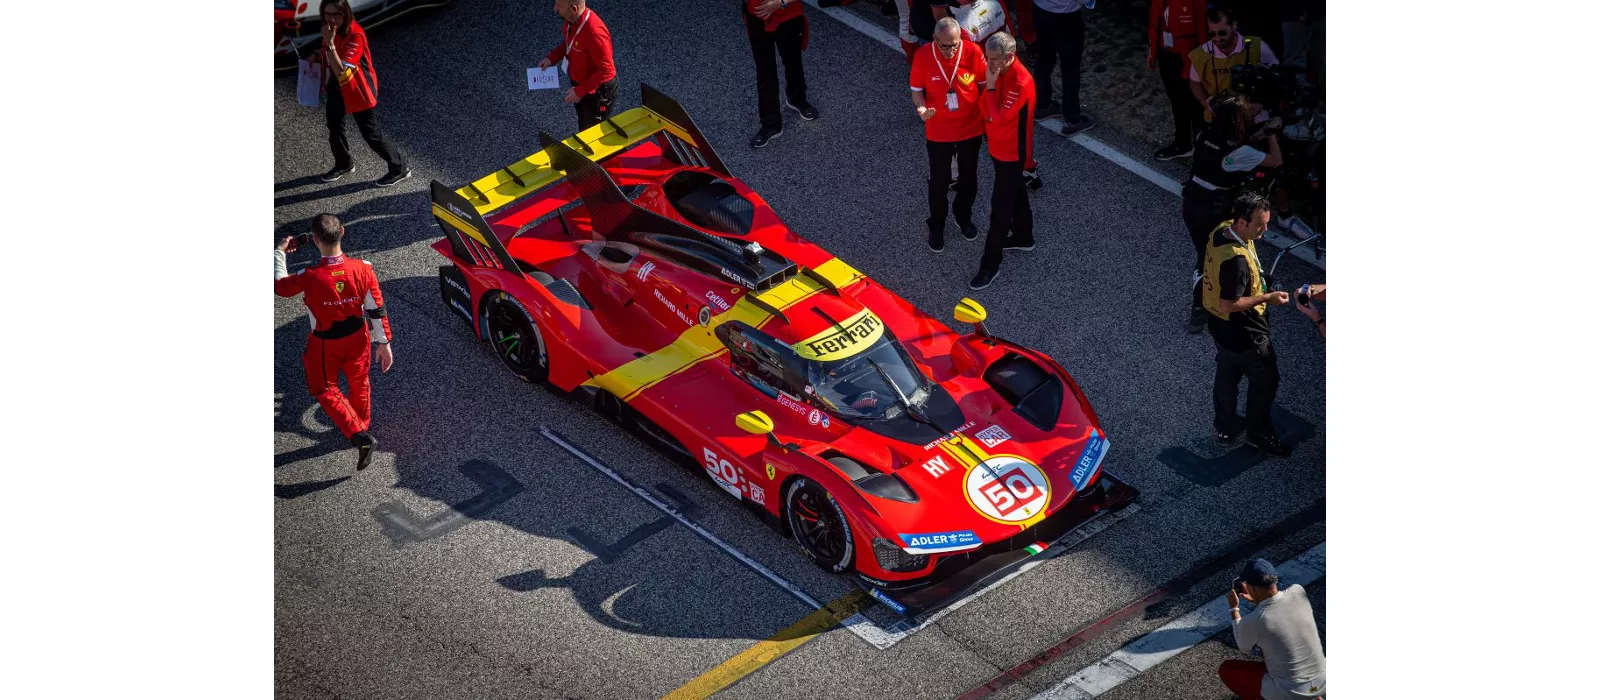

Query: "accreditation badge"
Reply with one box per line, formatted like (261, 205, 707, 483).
(946, 91, 959, 111)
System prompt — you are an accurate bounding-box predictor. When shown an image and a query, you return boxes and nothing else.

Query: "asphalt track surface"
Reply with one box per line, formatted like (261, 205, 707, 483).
(274, 2, 1327, 698)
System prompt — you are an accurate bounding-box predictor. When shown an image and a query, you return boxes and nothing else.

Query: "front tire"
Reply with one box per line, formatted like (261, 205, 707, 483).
(785, 478, 855, 574)
(484, 293, 548, 384)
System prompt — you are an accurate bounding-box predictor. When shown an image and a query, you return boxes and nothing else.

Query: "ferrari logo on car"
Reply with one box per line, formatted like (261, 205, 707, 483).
(792, 308, 885, 361)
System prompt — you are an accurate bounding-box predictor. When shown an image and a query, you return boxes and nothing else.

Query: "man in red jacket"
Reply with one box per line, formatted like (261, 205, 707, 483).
(315, 0, 409, 187)
(275, 214, 395, 471)
(538, 0, 618, 131)
(1148, 0, 1208, 160)
(970, 32, 1035, 291)
(911, 17, 987, 251)
(745, 0, 819, 148)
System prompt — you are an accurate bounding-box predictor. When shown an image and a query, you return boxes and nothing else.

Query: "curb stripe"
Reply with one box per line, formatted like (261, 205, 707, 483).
(661, 591, 871, 700)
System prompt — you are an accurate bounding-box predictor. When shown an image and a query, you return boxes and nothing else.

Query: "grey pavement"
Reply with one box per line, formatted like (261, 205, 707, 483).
(275, 2, 1326, 698)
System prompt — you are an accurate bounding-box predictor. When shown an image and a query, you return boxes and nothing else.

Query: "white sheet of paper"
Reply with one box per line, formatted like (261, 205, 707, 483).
(528, 66, 561, 91)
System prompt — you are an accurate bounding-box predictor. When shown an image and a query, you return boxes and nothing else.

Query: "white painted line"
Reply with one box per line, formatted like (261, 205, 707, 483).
(1029, 542, 1326, 700)
(539, 427, 824, 611)
(803, 0, 903, 52)
(804, 0, 1325, 271)
(842, 501, 1141, 651)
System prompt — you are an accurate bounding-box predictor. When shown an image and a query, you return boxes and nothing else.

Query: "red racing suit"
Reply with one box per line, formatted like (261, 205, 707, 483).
(275, 250, 392, 439)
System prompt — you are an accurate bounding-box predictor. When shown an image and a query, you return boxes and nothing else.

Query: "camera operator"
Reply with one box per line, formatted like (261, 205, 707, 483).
(1188, 8, 1278, 122)
(1221, 559, 1327, 699)
(1182, 95, 1281, 333)
(275, 214, 394, 472)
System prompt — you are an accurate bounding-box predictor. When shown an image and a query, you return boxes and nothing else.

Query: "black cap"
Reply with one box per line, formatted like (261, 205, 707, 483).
(1240, 558, 1279, 586)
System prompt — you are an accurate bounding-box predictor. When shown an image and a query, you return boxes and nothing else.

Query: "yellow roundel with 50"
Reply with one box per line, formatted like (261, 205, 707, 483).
(793, 308, 885, 361)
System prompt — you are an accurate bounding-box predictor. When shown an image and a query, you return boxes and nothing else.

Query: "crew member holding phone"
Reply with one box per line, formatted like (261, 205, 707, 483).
(538, 0, 618, 130)
(275, 214, 394, 472)
(911, 17, 987, 252)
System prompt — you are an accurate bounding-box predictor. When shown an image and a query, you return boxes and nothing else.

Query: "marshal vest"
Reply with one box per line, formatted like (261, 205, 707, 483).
(1202, 221, 1265, 319)
(1189, 36, 1261, 98)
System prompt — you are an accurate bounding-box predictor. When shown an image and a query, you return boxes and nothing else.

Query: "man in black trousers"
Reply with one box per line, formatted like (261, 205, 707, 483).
(1029, 0, 1095, 137)
(744, 0, 819, 148)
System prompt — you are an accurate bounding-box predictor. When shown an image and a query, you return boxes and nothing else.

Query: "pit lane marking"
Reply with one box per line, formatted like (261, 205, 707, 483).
(661, 590, 872, 700)
(1027, 542, 1325, 700)
(804, 0, 1325, 271)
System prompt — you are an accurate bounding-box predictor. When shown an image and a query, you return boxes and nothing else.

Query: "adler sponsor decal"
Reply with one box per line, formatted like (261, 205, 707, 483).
(1068, 428, 1109, 491)
(898, 529, 981, 554)
(720, 267, 754, 287)
(792, 308, 885, 361)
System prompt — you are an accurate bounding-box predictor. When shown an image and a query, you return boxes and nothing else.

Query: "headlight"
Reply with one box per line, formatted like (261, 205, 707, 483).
(872, 538, 930, 573)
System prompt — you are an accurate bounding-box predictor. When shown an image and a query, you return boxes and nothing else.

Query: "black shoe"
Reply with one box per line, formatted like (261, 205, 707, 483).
(1060, 114, 1097, 137)
(1155, 142, 1194, 161)
(375, 168, 412, 188)
(352, 432, 377, 471)
(1035, 101, 1063, 121)
(1187, 306, 1208, 334)
(786, 99, 819, 121)
(1245, 433, 1292, 458)
(949, 180, 959, 193)
(1004, 239, 1035, 252)
(969, 267, 999, 290)
(928, 236, 945, 253)
(958, 221, 978, 241)
(751, 127, 782, 148)
(1023, 168, 1043, 191)
(1216, 426, 1242, 442)
(320, 165, 354, 183)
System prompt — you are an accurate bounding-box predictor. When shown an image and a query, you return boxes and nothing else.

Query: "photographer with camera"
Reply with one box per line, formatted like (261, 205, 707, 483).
(1221, 558, 1327, 699)
(274, 214, 394, 472)
(1182, 95, 1281, 333)
(1188, 7, 1278, 122)
(1201, 193, 1292, 457)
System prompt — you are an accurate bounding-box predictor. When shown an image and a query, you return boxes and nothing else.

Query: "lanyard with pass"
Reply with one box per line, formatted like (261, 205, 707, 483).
(560, 10, 590, 75)
(934, 41, 962, 111)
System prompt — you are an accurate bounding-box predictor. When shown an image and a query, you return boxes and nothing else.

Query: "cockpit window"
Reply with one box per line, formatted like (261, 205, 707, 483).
(802, 331, 931, 421)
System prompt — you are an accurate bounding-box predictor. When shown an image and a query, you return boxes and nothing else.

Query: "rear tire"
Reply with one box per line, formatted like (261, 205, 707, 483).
(484, 293, 548, 384)
(784, 478, 855, 574)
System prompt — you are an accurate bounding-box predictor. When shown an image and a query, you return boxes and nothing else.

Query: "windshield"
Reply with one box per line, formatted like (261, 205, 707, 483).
(803, 332, 931, 421)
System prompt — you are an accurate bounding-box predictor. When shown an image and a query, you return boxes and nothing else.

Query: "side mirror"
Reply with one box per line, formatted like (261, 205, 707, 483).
(736, 410, 787, 451)
(954, 297, 990, 337)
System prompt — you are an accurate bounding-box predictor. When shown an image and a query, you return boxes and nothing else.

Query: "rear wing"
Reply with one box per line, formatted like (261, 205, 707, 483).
(454, 83, 728, 216)
(431, 179, 524, 276)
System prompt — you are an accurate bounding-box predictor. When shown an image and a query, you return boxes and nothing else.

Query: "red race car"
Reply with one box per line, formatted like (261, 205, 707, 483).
(429, 86, 1137, 616)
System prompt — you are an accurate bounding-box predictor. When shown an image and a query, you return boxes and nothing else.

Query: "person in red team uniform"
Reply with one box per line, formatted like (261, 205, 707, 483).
(313, 0, 410, 188)
(275, 214, 395, 471)
(910, 17, 987, 252)
(970, 32, 1036, 291)
(537, 0, 618, 130)
(744, 0, 819, 148)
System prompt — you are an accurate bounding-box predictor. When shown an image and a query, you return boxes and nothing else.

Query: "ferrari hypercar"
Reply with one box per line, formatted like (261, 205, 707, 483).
(429, 85, 1137, 615)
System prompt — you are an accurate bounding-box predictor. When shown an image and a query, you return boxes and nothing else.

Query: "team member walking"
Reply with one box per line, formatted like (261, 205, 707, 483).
(744, 0, 820, 148)
(911, 17, 987, 252)
(315, 0, 410, 187)
(1200, 193, 1291, 457)
(1182, 95, 1280, 332)
(538, 0, 618, 131)
(969, 32, 1035, 291)
(275, 214, 395, 471)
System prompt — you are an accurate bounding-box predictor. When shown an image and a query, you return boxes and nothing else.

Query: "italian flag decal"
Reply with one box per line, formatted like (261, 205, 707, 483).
(1024, 542, 1048, 556)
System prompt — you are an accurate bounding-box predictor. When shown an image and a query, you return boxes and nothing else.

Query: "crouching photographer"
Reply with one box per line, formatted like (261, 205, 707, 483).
(1181, 94, 1281, 333)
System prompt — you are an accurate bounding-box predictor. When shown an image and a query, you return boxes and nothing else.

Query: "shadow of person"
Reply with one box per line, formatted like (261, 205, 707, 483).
(277, 476, 352, 500)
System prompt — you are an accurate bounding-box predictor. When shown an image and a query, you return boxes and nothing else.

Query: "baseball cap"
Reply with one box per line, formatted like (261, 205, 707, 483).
(1240, 558, 1279, 586)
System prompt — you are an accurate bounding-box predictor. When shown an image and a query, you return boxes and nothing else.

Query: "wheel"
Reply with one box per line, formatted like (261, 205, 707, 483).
(484, 293, 548, 383)
(784, 477, 855, 574)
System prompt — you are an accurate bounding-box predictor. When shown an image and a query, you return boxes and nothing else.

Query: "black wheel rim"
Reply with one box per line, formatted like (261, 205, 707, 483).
(792, 488, 846, 564)
(488, 303, 542, 374)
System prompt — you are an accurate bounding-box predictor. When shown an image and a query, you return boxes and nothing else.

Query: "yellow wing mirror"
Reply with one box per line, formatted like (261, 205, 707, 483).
(736, 410, 788, 451)
(954, 297, 990, 337)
